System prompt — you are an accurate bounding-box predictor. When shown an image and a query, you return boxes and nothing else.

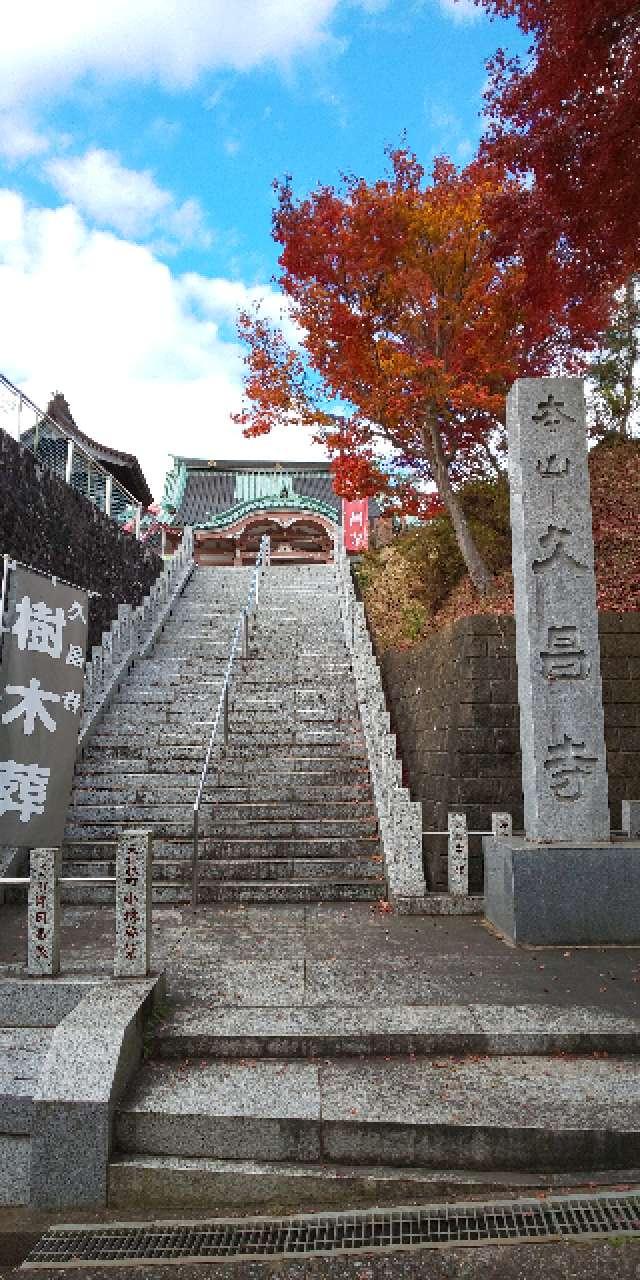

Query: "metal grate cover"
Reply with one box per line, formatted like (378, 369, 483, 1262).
(23, 1191, 640, 1269)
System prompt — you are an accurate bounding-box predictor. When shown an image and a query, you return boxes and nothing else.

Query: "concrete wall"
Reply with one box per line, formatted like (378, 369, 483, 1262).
(0, 429, 161, 650)
(381, 612, 640, 893)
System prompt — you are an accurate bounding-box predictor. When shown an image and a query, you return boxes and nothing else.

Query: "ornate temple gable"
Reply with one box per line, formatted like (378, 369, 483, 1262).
(161, 457, 340, 527)
(161, 457, 342, 565)
(198, 492, 339, 530)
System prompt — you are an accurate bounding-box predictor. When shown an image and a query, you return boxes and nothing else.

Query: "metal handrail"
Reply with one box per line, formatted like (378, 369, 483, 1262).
(191, 535, 270, 912)
(0, 371, 143, 531)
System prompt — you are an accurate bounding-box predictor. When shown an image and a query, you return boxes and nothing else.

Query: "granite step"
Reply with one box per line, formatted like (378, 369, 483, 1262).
(114, 1053, 640, 1173)
(71, 778, 372, 803)
(62, 836, 381, 860)
(77, 756, 371, 777)
(109, 1153, 607, 1215)
(150, 1005, 640, 1062)
(61, 879, 383, 905)
(89, 729, 365, 748)
(64, 814, 379, 839)
(63, 857, 384, 883)
(68, 798, 375, 821)
(63, 824, 378, 844)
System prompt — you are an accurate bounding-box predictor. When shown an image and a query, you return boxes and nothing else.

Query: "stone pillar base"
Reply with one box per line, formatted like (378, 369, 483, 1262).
(483, 836, 640, 945)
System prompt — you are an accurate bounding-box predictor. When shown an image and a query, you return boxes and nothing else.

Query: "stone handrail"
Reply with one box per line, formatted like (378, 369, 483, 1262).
(332, 529, 427, 912)
(79, 526, 194, 746)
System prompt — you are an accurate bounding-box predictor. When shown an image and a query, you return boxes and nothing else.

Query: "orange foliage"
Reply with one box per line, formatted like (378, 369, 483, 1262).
(479, 0, 640, 327)
(235, 150, 572, 516)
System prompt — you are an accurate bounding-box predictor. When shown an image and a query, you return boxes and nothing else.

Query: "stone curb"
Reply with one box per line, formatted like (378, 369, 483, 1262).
(30, 974, 166, 1210)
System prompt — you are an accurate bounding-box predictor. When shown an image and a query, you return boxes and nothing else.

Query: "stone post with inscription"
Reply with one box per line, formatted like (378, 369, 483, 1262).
(114, 830, 152, 979)
(484, 377, 640, 944)
(28, 848, 61, 977)
(447, 813, 469, 896)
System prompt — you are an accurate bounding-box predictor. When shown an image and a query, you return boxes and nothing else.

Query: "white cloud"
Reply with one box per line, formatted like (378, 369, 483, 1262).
(0, 188, 325, 500)
(180, 273, 301, 344)
(437, 0, 481, 23)
(0, 112, 50, 162)
(45, 148, 210, 248)
(0, 1, 341, 111)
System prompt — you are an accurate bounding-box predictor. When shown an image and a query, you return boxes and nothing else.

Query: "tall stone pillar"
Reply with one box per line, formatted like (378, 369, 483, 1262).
(484, 377, 640, 944)
(508, 377, 609, 841)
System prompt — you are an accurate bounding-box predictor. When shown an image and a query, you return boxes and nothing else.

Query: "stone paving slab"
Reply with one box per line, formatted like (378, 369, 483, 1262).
(5, 903, 639, 1018)
(0, 906, 187, 979)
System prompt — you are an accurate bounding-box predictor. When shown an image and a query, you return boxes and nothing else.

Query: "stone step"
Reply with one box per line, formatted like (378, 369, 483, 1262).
(111, 691, 356, 709)
(85, 738, 367, 761)
(150, 1005, 640, 1062)
(68, 798, 375, 821)
(108, 1153, 583, 1215)
(114, 1054, 640, 1172)
(61, 879, 383, 906)
(71, 780, 373, 803)
(90, 729, 364, 748)
(91, 715, 361, 734)
(222, 743, 368, 760)
(63, 856, 384, 883)
(62, 835, 380, 860)
(64, 817, 379, 840)
(78, 751, 369, 771)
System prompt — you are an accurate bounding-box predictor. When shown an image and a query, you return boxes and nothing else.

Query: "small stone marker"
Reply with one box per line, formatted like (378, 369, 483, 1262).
(115, 830, 152, 978)
(622, 801, 640, 839)
(447, 812, 468, 896)
(491, 812, 513, 840)
(507, 377, 609, 842)
(28, 848, 61, 976)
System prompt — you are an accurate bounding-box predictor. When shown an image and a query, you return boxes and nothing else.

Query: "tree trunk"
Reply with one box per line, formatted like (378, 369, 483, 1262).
(423, 416, 496, 597)
(620, 274, 639, 438)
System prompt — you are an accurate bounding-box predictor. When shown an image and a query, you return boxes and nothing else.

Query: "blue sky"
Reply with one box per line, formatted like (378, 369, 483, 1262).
(0, 0, 525, 498)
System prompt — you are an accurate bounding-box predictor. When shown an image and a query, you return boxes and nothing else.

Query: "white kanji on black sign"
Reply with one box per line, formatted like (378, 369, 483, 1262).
(2, 678, 60, 734)
(11, 597, 66, 660)
(0, 760, 50, 822)
(67, 601, 87, 625)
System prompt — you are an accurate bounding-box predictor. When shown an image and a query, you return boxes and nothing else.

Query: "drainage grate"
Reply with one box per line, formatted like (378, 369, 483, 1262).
(22, 1192, 640, 1269)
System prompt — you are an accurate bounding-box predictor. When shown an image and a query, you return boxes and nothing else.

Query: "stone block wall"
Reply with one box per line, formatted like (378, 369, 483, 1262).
(0, 430, 161, 650)
(381, 612, 640, 893)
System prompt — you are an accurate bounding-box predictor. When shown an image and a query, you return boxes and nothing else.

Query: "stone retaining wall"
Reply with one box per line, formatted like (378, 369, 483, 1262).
(381, 612, 640, 893)
(0, 429, 160, 650)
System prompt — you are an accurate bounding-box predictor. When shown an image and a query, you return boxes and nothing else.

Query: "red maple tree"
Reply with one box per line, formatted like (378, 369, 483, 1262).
(236, 150, 571, 594)
(477, 0, 640, 329)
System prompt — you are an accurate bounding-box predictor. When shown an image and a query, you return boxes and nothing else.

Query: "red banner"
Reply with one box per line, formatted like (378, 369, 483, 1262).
(342, 498, 369, 552)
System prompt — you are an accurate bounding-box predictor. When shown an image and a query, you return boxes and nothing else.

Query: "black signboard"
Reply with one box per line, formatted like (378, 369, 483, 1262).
(0, 558, 88, 846)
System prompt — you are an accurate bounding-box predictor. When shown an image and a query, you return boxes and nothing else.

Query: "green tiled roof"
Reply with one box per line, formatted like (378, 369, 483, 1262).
(198, 493, 339, 530)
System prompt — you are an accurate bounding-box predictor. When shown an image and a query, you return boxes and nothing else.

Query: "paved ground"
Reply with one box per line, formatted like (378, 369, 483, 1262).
(2, 1238, 640, 1278)
(3, 901, 640, 1276)
(2, 902, 640, 1015)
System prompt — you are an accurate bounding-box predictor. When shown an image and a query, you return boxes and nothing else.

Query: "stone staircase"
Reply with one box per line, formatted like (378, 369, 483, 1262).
(109, 988, 640, 1214)
(62, 564, 385, 904)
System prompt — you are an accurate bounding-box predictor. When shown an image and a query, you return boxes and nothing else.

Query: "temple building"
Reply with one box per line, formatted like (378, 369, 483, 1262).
(160, 456, 382, 565)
